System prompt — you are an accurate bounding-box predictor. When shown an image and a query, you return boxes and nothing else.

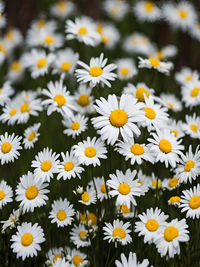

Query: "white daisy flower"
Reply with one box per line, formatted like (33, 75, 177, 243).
(134, 1, 161, 22)
(136, 170, 150, 196)
(175, 67, 199, 85)
(182, 114, 200, 139)
(0, 132, 22, 165)
(70, 224, 91, 248)
(115, 252, 150, 267)
(116, 58, 137, 80)
(39, 30, 63, 51)
(99, 23, 120, 49)
(23, 123, 41, 149)
(94, 176, 109, 202)
(10, 222, 45, 260)
(62, 114, 88, 138)
(79, 186, 97, 206)
(152, 45, 178, 61)
(0, 81, 13, 106)
(4, 28, 23, 50)
(168, 196, 181, 206)
(0, 101, 20, 125)
(103, 219, 132, 245)
(49, 198, 75, 227)
(123, 82, 154, 102)
(117, 203, 135, 219)
(162, 176, 180, 191)
(148, 173, 163, 190)
(45, 247, 64, 265)
(15, 171, 49, 213)
(0, 180, 13, 209)
(103, 0, 129, 21)
(0, 209, 21, 233)
(31, 147, 60, 182)
(65, 247, 88, 267)
(75, 53, 117, 88)
(50, 0, 75, 19)
(159, 93, 182, 112)
(74, 84, 94, 115)
(7, 58, 25, 82)
(181, 80, 200, 108)
(167, 119, 185, 140)
(53, 258, 70, 267)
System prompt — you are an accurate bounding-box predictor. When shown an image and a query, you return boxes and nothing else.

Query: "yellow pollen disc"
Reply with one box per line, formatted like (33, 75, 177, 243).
(11, 61, 21, 71)
(112, 227, 126, 239)
(190, 124, 198, 132)
(118, 183, 131, 195)
(57, 1, 67, 11)
(144, 107, 156, 119)
(184, 160, 195, 172)
(168, 103, 173, 109)
(6, 31, 14, 41)
(0, 43, 6, 53)
(102, 36, 108, 44)
(20, 103, 30, 113)
(169, 196, 180, 204)
(73, 254, 83, 266)
(145, 219, 159, 232)
(86, 213, 97, 226)
(0, 190, 5, 200)
(26, 185, 38, 200)
(168, 177, 179, 188)
(64, 161, 74, 171)
(144, 1, 155, 12)
(84, 147, 97, 158)
(110, 109, 128, 127)
(28, 132, 36, 141)
(179, 10, 187, 19)
(37, 58, 47, 68)
(120, 68, 130, 76)
(37, 20, 46, 28)
(57, 210, 67, 221)
(190, 87, 200, 97)
(185, 75, 192, 81)
(152, 180, 162, 188)
(157, 51, 164, 61)
(138, 180, 143, 186)
(130, 144, 144, 155)
(100, 184, 107, 193)
(78, 94, 90, 107)
(21, 233, 33, 246)
(149, 57, 160, 67)
(53, 94, 66, 107)
(61, 62, 71, 72)
(1, 142, 12, 154)
(9, 108, 17, 116)
(80, 214, 86, 222)
(164, 226, 179, 242)
(72, 121, 80, 130)
(189, 195, 200, 209)
(81, 192, 90, 202)
(41, 160, 52, 172)
(0, 89, 1, 94)
(170, 130, 178, 137)
(79, 230, 87, 240)
(78, 27, 88, 35)
(159, 139, 172, 154)
(96, 25, 103, 34)
(120, 204, 130, 214)
(53, 254, 62, 263)
(89, 66, 103, 77)
(44, 35, 54, 44)
(136, 87, 150, 102)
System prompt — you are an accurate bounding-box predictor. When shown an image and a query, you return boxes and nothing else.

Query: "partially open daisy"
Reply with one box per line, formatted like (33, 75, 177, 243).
(103, 219, 132, 246)
(116, 58, 137, 80)
(92, 94, 144, 145)
(148, 173, 163, 190)
(74, 84, 94, 115)
(167, 119, 184, 140)
(115, 252, 150, 267)
(168, 196, 181, 206)
(134, 1, 161, 22)
(45, 247, 64, 266)
(23, 123, 41, 149)
(159, 93, 182, 112)
(175, 67, 199, 85)
(103, 0, 129, 21)
(16, 171, 49, 213)
(99, 23, 120, 49)
(75, 53, 117, 88)
(10, 222, 45, 260)
(123, 82, 154, 102)
(0, 209, 20, 233)
(50, 0, 75, 19)
(70, 224, 91, 248)
(182, 114, 200, 139)
(117, 203, 135, 219)
(66, 248, 88, 267)
(0, 180, 13, 209)
(136, 170, 150, 196)
(94, 176, 109, 202)
(53, 258, 70, 267)
(79, 186, 97, 206)
(7, 58, 25, 82)
(49, 198, 75, 227)
(181, 80, 200, 108)
(62, 114, 88, 139)
(0, 132, 22, 165)
(0, 81, 13, 106)
(162, 176, 180, 191)
(152, 45, 177, 61)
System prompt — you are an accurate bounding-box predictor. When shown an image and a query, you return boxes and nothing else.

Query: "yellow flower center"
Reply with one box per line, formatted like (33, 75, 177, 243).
(168, 177, 179, 188)
(37, 20, 46, 28)
(54, 94, 66, 107)
(149, 57, 160, 67)
(57, 1, 67, 11)
(170, 130, 178, 137)
(57, 210, 67, 221)
(1, 142, 12, 154)
(145, 219, 159, 232)
(81, 192, 90, 202)
(157, 51, 164, 61)
(118, 183, 131, 195)
(164, 226, 179, 242)
(144, 1, 155, 12)
(168, 103, 173, 109)
(53, 254, 62, 263)
(96, 25, 103, 34)
(26, 185, 38, 200)
(184, 160, 195, 172)
(41, 160, 52, 172)
(110, 109, 128, 127)
(86, 213, 97, 226)
(136, 87, 150, 102)
(119, 204, 130, 214)
(80, 214, 86, 222)
(20, 103, 30, 113)
(78, 27, 88, 35)
(152, 180, 162, 188)
(64, 161, 74, 171)
(189, 195, 200, 209)
(130, 144, 144, 155)
(61, 62, 71, 72)
(100, 184, 107, 193)
(44, 35, 54, 44)
(179, 10, 187, 19)
(21, 233, 33, 246)
(79, 230, 87, 241)
(72, 121, 80, 130)
(84, 147, 97, 158)
(78, 94, 90, 107)
(159, 139, 172, 153)
(190, 124, 198, 132)
(138, 180, 143, 186)
(102, 36, 108, 44)
(0, 190, 5, 200)
(73, 254, 83, 266)
(120, 68, 130, 76)
(169, 196, 180, 204)
(144, 107, 156, 119)
(112, 227, 126, 239)
(37, 58, 47, 68)
(28, 132, 36, 141)
(190, 87, 200, 97)
(11, 61, 21, 71)
(89, 66, 103, 77)
(185, 75, 192, 81)
(9, 109, 17, 116)
(6, 31, 14, 41)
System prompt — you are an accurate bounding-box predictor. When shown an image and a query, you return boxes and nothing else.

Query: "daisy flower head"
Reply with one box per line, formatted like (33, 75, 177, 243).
(115, 252, 150, 267)
(0, 101, 20, 126)
(62, 114, 88, 139)
(23, 123, 41, 149)
(45, 247, 64, 266)
(73, 136, 107, 167)
(79, 186, 97, 206)
(99, 23, 120, 49)
(0, 132, 22, 165)
(7, 58, 25, 82)
(70, 224, 91, 248)
(74, 84, 94, 115)
(92, 94, 144, 145)
(179, 184, 200, 219)
(76, 53, 117, 88)
(31, 147, 60, 182)
(66, 248, 88, 267)
(138, 56, 173, 75)
(181, 80, 200, 109)
(175, 67, 199, 85)
(103, 219, 132, 246)
(103, 0, 129, 21)
(134, 1, 161, 22)
(42, 79, 77, 117)
(94, 176, 109, 202)
(50, 0, 75, 19)
(53, 258, 70, 267)
(123, 82, 154, 102)
(168, 196, 181, 206)
(0, 180, 13, 209)
(0, 81, 14, 106)
(136, 170, 150, 196)
(4, 28, 23, 50)
(116, 58, 137, 80)
(107, 169, 142, 208)
(65, 16, 100, 46)
(162, 176, 180, 191)
(167, 119, 185, 140)
(148, 128, 184, 168)
(40, 30, 63, 51)
(78, 211, 98, 228)
(117, 203, 135, 219)
(175, 145, 200, 184)
(154, 218, 189, 258)
(15, 171, 49, 213)
(49, 198, 75, 227)
(0, 209, 21, 233)
(10, 222, 45, 260)
(159, 93, 182, 112)
(152, 45, 178, 61)
(182, 114, 200, 139)
(57, 150, 84, 180)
